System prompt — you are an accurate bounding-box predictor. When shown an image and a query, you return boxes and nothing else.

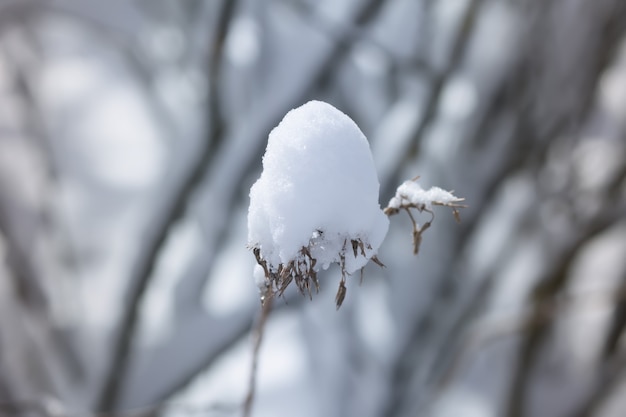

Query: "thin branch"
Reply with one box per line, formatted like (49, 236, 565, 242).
(241, 295, 274, 417)
(505, 205, 626, 417)
(393, 0, 485, 171)
(380, 3, 486, 413)
(503, 5, 626, 415)
(96, 0, 238, 410)
(282, 0, 432, 78)
(439, 279, 626, 388)
(289, 0, 387, 99)
(0, 0, 183, 143)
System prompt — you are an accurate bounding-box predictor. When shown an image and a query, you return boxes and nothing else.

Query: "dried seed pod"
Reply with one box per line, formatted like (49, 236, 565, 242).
(335, 280, 347, 310)
(351, 239, 359, 258)
(370, 255, 385, 268)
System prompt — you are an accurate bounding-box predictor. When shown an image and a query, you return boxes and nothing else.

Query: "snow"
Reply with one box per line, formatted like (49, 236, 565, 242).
(387, 178, 463, 210)
(247, 100, 389, 284)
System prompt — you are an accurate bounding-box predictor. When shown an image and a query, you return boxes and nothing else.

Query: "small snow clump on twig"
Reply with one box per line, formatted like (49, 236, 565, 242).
(384, 176, 466, 255)
(386, 178, 464, 211)
(248, 100, 389, 308)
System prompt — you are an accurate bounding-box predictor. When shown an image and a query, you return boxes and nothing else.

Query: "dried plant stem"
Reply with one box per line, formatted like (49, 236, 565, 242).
(242, 294, 274, 417)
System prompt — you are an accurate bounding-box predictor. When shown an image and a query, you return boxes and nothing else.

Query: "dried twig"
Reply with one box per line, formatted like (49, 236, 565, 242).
(242, 292, 274, 417)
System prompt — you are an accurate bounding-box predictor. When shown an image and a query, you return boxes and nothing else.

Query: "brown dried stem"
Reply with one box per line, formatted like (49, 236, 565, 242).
(242, 292, 273, 417)
(386, 199, 465, 255)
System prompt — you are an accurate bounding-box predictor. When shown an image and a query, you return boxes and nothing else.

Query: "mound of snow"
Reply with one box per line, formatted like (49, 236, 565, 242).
(248, 100, 388, 298)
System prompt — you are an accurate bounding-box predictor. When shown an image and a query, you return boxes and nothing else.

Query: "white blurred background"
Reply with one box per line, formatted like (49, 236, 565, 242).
(0, 1, 625, 416)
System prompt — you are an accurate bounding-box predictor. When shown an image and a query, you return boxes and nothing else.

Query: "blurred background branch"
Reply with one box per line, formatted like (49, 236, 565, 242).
(0, 0, 625, 416)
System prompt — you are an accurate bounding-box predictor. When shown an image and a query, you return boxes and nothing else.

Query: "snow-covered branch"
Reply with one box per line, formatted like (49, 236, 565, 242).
(248, 100, 389, 309)
(248, 101, 465, 309)
(384, 176, 466, 254)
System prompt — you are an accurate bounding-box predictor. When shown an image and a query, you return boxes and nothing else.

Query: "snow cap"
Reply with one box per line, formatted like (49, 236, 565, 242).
(248, 100, 389, 293)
